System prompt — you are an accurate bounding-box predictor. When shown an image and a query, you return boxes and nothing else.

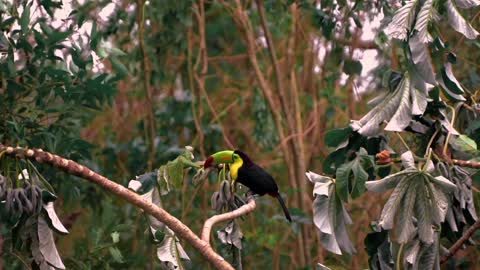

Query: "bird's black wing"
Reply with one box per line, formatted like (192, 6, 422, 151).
(237, 164, 279, 195)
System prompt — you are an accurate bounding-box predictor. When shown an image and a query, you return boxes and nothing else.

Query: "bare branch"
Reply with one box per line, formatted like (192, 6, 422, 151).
(453, 159, 480, 169)
(201, 197, 256, 244)
(441, 219, 480, 264)
(0, 144, 234, 270)
(137, 0, 156, 170)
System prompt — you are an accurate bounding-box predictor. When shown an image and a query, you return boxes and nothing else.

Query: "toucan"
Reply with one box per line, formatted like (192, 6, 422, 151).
(204, 150, 292, 222)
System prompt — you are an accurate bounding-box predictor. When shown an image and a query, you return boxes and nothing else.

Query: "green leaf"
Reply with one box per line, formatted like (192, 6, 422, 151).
(324, 126, 353, 148)
(47, 30, 72, 45)
(90, 20, 99, 50)
(110, 56, 128, 78)
(335, 148, 374, 201)
(109, 247, 125, 263)
(343, 59, 362, 75)
(20, 3, 31, 34)
(451, 134, 478, 154)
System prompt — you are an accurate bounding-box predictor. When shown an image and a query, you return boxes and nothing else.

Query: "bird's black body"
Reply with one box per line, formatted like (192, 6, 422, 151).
(233, 150, 292, 222)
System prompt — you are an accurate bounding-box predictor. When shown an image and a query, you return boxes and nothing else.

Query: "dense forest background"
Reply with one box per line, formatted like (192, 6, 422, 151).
(1, 0, 479, 269)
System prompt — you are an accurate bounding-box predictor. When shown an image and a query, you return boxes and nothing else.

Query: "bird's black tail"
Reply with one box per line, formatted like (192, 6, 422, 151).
(275, 193, 292, 222)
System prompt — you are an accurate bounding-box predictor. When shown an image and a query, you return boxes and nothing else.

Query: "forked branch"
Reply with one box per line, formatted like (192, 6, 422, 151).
(202, 196, 256, 244)
(0, 144, 234, 270)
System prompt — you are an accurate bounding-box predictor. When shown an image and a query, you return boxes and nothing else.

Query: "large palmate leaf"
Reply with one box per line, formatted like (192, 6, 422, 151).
(439, 164, 478, 231)
(335, 148, 374, 201)
(307, 171, 355, 255)
(446, 0, 479, 39)
(384, 0, 419, 40)
(352, 72, 427, 136)
(366, 151, 456, 244)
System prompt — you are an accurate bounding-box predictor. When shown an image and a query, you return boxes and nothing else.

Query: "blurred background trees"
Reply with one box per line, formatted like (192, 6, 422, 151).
(0, 0, 479, 269)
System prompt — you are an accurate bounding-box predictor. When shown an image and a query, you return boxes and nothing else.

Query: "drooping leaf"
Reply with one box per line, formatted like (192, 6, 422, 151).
(365, 229, 394, 270)
(409, 35, 436, 85)
(157, 235, 190, 270)
(367, 158, 456, 244)
(352, 73, 415, 135)
(441, 62, 465, 95)
(413, 0, 434, 43)
(128, 171, 157, 194)
(384, 0, 419, 40)
(446, 0, 479, 39)
(454, 0, 480, 8)
(307, 171, 355, 255)
(410, 73, 429, 115)
(38, 215, 65, 269)
(217, 221, 243, 250)
(43, 202, 69, 235)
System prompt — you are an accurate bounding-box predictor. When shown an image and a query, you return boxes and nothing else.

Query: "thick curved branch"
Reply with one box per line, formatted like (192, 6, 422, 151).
(202, 197, 256, 244)
(0, 144, 234, 270)
(441, 219, 480, 264)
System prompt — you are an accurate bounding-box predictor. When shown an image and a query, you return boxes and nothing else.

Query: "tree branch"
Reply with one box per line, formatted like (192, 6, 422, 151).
(441, 219, 480, 264)
(201, 196, 256, 244)
(0, 144, 234, 270)
(453, 159, 480, 169)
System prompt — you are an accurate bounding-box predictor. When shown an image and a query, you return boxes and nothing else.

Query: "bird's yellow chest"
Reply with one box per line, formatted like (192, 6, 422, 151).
(229, 158, 243, 180)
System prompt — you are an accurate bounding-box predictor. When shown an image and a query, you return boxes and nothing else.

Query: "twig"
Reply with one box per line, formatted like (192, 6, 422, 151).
(201, 197, 256, 244)
(0, 234, 3, 270)
(443, 105, 457, 158)
(0, 144, 234, 270)
(137, 0, 156, 170)
(440, 219, 480, 264)
(452, 159, 480, 169)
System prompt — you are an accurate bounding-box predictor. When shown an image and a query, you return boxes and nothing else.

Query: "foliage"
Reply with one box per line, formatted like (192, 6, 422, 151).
(309, 0, 480, 269)
(1, 0, 479, 269)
